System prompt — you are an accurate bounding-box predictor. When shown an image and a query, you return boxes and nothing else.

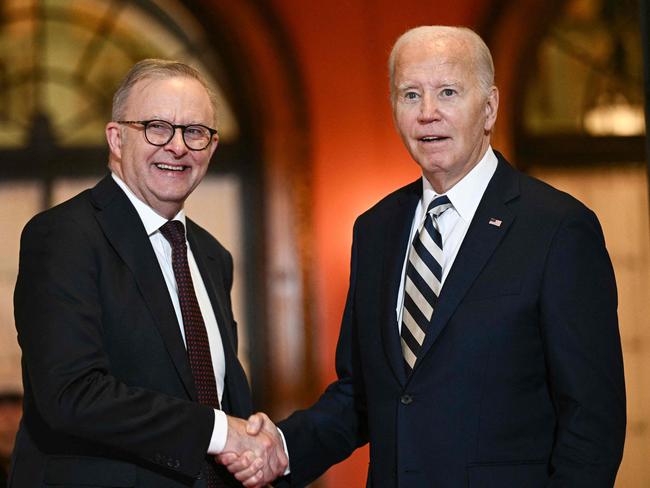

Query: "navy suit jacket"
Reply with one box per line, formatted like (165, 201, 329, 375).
(279, 154, 626, 487)
(11, 175, 251, 487)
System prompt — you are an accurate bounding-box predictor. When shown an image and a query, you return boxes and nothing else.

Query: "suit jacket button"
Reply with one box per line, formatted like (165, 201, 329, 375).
(400, 394, 413, 405)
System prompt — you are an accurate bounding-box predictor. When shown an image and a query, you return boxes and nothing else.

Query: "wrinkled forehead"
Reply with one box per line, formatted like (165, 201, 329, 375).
(125, 76, 214, 120)
(394, 36, 477, 84)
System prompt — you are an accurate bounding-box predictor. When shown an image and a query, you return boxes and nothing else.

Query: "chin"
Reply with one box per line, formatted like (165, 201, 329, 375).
(418, 159, 450, 174)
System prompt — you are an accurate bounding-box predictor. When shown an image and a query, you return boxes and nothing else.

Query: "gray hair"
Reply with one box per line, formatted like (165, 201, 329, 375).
(388, 26, 495, 100)
(111, 59, 219, 126)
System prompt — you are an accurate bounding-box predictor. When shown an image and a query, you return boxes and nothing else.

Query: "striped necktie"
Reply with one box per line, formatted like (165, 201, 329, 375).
(401, 195, 452, 373)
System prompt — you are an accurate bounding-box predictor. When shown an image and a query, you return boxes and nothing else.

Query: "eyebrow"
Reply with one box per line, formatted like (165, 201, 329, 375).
(437, 80, 462, 88)
(396, 80, 463, 92)
(396, 83, 420, 92)
(147, 115, 210, 125)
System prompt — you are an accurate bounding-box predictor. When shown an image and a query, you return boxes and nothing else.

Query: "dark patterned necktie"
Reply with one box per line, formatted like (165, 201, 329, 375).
(400, 195, 452, 374)
(159, 220, 224, 488)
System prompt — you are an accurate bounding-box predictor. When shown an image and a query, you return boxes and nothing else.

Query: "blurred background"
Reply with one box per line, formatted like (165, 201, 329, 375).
(0, 0, 647, 486)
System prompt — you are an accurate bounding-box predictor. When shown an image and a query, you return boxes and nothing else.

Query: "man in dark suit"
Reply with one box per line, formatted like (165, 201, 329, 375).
(225, 25, 626, 487)
(11, 59, 286, 487)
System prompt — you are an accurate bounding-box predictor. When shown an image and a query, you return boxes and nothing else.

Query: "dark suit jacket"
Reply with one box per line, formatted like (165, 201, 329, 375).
(279, 154, 626, 487)
(10, 176, 252, 487)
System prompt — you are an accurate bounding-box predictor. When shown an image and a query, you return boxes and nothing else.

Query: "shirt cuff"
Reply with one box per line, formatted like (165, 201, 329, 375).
(277, 427, 291, 475)
(207, 409, 228, 454)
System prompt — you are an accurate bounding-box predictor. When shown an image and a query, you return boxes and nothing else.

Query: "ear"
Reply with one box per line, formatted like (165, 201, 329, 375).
(105, 122, 123, 161)
(390, 96, 400, 130)
(206, 132, 219, 160)
(484, 86, 499, 132)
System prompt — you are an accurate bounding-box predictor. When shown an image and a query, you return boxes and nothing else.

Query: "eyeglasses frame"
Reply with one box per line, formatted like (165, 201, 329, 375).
(116, 119, 218, 151)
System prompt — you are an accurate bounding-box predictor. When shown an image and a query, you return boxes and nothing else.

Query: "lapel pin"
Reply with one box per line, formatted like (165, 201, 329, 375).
(488, 217, 502, 227)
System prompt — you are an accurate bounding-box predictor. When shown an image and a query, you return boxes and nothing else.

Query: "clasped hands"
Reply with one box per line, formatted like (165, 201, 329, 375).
(219, 413, 287, 487)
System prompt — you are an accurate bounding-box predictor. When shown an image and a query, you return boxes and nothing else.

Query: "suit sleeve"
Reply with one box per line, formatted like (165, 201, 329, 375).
(14, 214, 214, 478)
(540, 206, 626, 487)
(278, 220, 368, 487)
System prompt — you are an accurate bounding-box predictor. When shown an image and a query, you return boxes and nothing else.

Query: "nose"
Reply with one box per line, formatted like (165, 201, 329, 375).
(164, 127, 188, 155)
(417, 93, 439, 123)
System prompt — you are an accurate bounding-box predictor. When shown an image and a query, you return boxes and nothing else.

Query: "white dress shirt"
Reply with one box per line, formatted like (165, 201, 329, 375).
(396, 148, 498, 329)
(112, 174, 227, 453)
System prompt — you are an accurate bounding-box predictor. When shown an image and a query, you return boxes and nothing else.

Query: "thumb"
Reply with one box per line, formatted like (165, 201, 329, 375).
(246, 413, 264, 435)
(216, 452, 238, 465)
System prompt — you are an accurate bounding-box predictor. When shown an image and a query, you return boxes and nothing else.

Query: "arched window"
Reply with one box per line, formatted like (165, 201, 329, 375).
(0, 0, 251, 391)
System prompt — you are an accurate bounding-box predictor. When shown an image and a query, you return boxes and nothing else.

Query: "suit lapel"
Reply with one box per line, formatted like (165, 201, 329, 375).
(186, 222, 250, 415)
(90, 176, 198, 400)
(185, 224, 239, 368)
(413, 158, 520, 372)
(380, 181, 421, 386)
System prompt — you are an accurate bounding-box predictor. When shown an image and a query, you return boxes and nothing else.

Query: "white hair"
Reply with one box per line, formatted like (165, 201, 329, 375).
(388, 25, 495, 100)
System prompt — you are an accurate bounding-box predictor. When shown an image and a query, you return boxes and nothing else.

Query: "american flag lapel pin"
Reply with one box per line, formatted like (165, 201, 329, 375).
(488, 217, 502, 227)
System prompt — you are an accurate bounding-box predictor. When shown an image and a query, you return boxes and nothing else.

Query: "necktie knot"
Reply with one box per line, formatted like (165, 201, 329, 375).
(160, 220, 186, 248)
(427, 195, 452, 218)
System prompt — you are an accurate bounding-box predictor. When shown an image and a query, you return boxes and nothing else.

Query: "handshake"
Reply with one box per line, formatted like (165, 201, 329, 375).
(219, 413, 288, 487)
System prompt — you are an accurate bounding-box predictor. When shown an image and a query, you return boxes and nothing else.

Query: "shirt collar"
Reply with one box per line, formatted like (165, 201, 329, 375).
(421, 146, 498, 223)
(111, 173, 186, 237)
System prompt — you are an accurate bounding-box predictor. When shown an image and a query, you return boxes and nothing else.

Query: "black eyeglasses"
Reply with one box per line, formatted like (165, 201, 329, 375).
(116, 119, 218, 151)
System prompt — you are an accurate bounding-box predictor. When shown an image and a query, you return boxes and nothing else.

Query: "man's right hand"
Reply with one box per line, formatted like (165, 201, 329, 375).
(218, 413, 287, 487)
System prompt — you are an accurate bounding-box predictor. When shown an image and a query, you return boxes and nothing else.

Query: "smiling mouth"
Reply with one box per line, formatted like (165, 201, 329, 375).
(419, 136, 449, 142)
(155, 163, 188, 172)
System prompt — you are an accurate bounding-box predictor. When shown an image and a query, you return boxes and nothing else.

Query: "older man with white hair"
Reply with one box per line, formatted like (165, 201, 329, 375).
(225, 26, 626, 488)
